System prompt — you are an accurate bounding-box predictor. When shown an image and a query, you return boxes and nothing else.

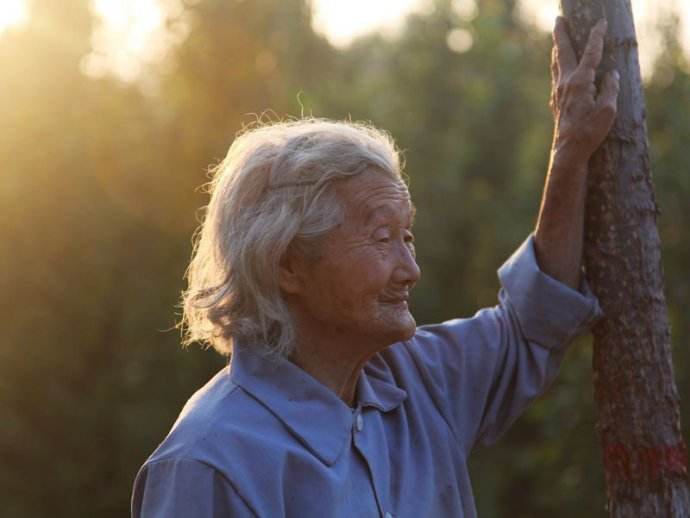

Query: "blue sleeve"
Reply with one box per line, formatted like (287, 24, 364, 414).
(406, 234, 601, 453)
(131, 458, 256, 518)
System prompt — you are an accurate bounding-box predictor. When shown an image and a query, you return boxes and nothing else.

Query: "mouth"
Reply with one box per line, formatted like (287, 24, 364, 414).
(378, 294, 410, 306)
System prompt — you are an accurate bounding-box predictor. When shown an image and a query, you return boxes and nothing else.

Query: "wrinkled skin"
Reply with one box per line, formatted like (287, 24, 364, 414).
(281, 170, 420, 404)
(550, 17, 619, 162)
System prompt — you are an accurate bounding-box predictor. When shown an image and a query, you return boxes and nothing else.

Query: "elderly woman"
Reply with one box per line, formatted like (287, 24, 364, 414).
(132, 18, 618, 518)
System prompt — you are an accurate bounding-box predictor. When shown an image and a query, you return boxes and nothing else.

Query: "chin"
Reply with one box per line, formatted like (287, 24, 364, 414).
(385, 313, 418, 344)
(399, 321, 417, 341)
(365, 307, 418, 349)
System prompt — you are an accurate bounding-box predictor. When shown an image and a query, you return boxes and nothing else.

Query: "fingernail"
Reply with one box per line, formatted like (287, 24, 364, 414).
(600, 18, 608, 27)
(613, 70, 620, 81)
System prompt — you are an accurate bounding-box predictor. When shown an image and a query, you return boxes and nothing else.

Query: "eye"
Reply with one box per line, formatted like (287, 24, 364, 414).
(373, 227, 392, 243)
(403, 230, 416, 256)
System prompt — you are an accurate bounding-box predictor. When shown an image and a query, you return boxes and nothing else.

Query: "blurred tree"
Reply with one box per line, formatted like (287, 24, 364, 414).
(0, 0, 293, 514)
(153, 0, 337, 218)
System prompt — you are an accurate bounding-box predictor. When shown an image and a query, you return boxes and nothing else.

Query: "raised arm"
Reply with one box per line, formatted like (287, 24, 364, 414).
(534, 17, 619, 289)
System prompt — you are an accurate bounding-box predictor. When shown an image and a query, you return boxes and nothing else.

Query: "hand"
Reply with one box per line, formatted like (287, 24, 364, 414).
(550, 17, 620, 163)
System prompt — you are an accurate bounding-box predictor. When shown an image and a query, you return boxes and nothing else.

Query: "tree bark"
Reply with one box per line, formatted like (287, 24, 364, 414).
(558, 1, 689, 516)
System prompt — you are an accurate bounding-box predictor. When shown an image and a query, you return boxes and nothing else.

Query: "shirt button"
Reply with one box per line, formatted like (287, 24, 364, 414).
(355, 414, 364, 432)
(384, 513, 393, 518)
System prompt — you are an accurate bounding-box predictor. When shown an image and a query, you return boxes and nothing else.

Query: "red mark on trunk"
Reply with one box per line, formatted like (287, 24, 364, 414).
(603, 440, 688, 482)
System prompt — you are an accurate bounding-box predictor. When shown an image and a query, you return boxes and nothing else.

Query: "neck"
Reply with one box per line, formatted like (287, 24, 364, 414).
(289, 336, 374, 407)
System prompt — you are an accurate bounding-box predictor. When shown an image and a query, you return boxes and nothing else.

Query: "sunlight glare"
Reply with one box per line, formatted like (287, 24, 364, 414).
(312, 0, 422, 47)
(86, 0, 167, 80)
(75, 0, 690, 81)
(0, 0, 28, 34)
(517, 0, 559, 30)
(447, 28, 473, 54)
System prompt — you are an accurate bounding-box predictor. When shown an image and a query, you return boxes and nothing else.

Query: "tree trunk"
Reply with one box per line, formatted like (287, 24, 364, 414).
(558, 1, 689, 516)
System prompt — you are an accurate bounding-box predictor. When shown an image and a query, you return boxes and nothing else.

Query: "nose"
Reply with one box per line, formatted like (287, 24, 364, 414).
(392, 240, 421, 288)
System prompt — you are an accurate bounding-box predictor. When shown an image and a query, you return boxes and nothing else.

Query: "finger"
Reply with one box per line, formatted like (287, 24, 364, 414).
(580, 18, 607, 71)
(550, 45, 559, 112)
(587, 81, 597, 101)
(569, 66, 596, 90)
(593, 70, 620, 130)
(553, 16, 577, 75)
(595, 69, 620, 113)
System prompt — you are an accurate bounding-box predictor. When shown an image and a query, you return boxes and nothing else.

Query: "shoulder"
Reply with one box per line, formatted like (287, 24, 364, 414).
(363, 321, 475, 396)
(379, 312, 502, 369)
(372, 316, 505, 409)
(144, 367, 276, 469)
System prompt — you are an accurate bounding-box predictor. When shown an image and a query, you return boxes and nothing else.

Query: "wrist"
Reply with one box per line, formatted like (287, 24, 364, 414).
(550, 138, 589, 175)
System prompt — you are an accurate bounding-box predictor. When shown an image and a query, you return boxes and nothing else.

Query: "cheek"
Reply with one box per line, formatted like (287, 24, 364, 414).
(309, 269, 360, 315)
(332, 281, 371, 313)
(327, 273, 383, 316)
(316, 250, 393, 313)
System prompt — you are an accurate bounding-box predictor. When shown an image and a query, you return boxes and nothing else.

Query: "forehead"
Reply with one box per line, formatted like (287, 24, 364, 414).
(336, 170, 413, 224)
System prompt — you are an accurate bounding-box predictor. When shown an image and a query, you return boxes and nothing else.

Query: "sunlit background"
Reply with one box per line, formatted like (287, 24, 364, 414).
(1, 0, 689, 79)
(1, 1, 688, 517)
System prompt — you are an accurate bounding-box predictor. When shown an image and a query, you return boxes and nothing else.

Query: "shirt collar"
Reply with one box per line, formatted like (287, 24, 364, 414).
(229, 345, 407, 466)
(358, 355, 408, 412)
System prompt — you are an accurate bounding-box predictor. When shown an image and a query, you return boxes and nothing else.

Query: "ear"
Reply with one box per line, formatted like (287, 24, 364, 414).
(278, 248, 305, 295)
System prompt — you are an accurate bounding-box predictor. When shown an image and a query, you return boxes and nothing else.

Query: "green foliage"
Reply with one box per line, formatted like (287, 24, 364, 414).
(0, 1, 687, 516)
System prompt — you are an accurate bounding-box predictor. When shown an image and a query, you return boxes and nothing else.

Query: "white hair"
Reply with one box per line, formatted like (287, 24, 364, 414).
(181, 118, 404, 357)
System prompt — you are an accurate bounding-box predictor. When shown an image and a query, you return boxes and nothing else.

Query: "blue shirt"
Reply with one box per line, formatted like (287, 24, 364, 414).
(132, 236, 601, 517)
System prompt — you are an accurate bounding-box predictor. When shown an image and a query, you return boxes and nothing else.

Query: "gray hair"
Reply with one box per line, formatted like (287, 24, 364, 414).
(181, 118, 404, 357)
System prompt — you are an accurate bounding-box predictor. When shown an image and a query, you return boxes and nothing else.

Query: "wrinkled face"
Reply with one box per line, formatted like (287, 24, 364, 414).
(289, 170, 421, 352)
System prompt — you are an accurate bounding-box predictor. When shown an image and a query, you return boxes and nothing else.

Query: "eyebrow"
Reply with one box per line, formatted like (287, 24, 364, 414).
(364, 202, 417, 227)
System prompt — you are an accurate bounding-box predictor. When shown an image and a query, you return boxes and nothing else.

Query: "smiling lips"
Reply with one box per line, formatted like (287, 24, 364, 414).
(379, 293, 410, 305)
